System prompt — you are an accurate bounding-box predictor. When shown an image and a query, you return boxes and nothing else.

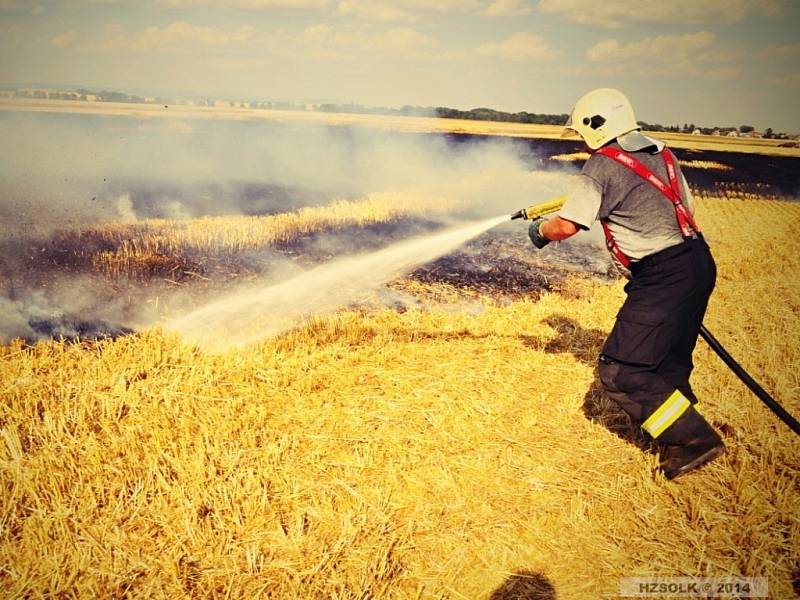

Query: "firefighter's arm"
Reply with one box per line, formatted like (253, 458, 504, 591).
(529, 216, 580, 249)
(541, 216, 580, 240)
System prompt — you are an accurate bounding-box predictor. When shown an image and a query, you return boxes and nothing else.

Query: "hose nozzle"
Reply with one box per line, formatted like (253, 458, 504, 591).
(509, 196, 568, 221)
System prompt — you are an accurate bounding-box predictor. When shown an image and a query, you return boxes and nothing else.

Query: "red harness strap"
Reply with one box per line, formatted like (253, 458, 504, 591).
(596, 146, 700, 268)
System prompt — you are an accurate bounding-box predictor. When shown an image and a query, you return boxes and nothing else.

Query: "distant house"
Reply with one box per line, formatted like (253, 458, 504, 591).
(742, 131, 763, 138)
(692, 129, 702, 135)
(727, 131, 739, 137)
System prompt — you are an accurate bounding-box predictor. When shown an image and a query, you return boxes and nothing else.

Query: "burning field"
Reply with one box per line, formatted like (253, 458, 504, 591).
(1, 114, 800, 598)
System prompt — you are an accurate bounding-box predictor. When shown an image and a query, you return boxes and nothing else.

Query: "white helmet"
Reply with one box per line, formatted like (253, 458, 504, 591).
(562, 88, 639, 150)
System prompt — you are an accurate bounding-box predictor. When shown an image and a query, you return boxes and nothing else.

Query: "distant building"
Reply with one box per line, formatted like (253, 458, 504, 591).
(692, 129, 702, 135)
(727, 130, 739, 137)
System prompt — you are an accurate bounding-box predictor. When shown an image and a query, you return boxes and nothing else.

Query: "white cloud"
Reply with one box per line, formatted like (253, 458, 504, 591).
(337, 0, 417, 22)
(154, 0, 482, 11)
(122, 21, 256, 51)
(210, 57, 271, 69)
(154, 0, 496, 19)
(767, 73, 800, 88)
(57, 21, 258, 53)
(760, 43, 800, 60)
(369, 27, 436, 53)
(395, 0, 482, 11)
(481, 0, 532, 17)
(50, 30, 78, 48)
(696, 45, 745, 64)
(0, 23, 23, 46)
(156, 0, 330, 7)
(0, 0, 41, 10)
(474, 32, 558, 61)
(586, 31, 715, 73)
(295, 23, 440, 59)
(290, 26, 558, 63)
(705, 67, 742, 81)
(335, 0, 495, 21)
(539, 0, 783, 28)
(301, 22, 333, 41)
(582, 31, 745, 82)
(586, 30, 715, 61)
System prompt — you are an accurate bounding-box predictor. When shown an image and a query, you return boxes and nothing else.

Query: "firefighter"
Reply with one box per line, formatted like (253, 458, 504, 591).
(529, 88, 725, 480)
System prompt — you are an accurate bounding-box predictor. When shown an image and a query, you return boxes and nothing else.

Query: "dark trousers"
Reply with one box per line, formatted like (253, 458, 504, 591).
(598, 238, 720, 446)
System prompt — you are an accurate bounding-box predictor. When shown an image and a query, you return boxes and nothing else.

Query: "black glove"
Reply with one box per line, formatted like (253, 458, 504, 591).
(528, 217, 550, 249)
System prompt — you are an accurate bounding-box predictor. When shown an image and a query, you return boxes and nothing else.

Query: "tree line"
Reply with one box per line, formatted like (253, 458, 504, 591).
(316, 103, 568, 125)
(318, 103, 789, 137)
(6, 87, 793, 139)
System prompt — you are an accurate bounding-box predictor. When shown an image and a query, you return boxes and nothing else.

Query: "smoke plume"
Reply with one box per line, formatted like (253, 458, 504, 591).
(0, 110, 598, 344)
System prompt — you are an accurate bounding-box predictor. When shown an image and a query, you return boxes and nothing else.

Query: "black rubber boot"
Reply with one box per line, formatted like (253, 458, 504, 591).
(659, 435, 725, 480)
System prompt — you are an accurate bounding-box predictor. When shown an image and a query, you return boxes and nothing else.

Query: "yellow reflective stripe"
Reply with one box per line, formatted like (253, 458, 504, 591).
(642, 390, 691, 439)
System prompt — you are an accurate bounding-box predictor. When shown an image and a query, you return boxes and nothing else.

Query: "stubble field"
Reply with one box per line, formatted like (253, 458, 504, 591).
(1, 125, 799, 599)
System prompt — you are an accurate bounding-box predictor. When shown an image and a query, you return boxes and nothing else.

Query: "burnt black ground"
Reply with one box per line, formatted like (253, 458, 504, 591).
(443, 133, 800, 198)
(3, 130, 798, 342)
(408, 223, 613, 301)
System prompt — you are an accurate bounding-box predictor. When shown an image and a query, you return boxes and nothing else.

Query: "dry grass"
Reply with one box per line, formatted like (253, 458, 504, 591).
(549, 152, 591, 162)
(2, 196, 799, 598)
(51, 193, 454, 279)
(678, 159, 733, 171)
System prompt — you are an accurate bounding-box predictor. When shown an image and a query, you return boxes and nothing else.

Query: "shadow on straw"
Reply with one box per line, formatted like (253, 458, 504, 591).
(524, 314, 652, 453)
(580, 373, 652, 452)
(489, 570, 556, 600)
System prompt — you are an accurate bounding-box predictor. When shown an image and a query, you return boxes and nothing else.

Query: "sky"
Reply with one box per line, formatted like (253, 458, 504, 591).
(1, 0, 799, 132)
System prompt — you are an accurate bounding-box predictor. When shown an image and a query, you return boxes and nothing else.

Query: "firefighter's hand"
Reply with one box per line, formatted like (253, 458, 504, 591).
(528, 217, 550, 249)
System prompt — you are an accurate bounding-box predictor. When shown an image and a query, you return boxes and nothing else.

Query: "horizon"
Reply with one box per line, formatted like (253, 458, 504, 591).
(1, 1, 799, 132)
(4, 81, 795, 136)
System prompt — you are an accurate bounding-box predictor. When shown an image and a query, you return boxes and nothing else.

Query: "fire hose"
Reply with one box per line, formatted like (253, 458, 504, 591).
(512, 198, 800, 437)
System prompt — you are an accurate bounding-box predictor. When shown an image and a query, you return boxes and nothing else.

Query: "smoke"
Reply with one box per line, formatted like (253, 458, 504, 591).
(166, 215, 509, 351)
(0, 111, 583, 235)
(0, 274, 143, 344)
(0, 110, 601, 344)
(116, 194, 137, 221)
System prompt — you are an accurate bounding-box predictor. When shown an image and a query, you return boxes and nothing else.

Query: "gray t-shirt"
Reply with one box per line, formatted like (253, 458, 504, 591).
(559, 132, 695, 262)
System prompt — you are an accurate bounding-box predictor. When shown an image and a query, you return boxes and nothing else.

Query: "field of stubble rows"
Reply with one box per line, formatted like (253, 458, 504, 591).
(1, 125, 799, 598)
